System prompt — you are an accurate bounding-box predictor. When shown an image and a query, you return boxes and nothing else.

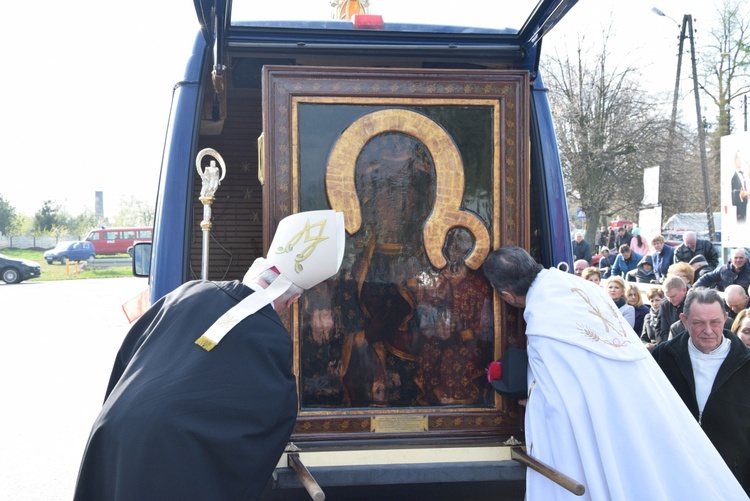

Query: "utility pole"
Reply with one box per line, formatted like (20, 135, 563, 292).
(685, 14, 716, 242)
(663, 15, 687, 196)
(653, 9, 715, 241)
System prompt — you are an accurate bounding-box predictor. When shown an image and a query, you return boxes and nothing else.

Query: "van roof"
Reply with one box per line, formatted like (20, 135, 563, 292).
(193, 0, 579, 74)
(88, 227, 152, 231)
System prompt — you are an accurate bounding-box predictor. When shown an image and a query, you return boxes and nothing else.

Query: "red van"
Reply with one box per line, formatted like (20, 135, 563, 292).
(85, 227, 152, 256)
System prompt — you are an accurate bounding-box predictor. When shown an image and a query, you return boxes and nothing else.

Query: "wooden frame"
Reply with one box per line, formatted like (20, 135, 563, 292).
(262, 66, 529, 442)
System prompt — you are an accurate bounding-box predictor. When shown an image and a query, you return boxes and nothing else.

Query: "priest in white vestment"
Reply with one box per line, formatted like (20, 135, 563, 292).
(483, 246, 748, 501)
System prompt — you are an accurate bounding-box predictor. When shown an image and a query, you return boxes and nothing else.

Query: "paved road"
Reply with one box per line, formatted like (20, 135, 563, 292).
(0, 277, 148, 500)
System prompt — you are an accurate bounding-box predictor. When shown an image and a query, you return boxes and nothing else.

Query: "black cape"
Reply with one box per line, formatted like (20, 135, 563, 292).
(74, 280, 298, 501)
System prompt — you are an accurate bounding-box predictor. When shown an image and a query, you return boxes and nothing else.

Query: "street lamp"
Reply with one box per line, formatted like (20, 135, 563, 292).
(653, 8, 716, 241)
(651, 7, 678, 26)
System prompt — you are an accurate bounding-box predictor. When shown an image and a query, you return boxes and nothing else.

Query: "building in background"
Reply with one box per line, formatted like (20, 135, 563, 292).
(95, 191, 104, 218)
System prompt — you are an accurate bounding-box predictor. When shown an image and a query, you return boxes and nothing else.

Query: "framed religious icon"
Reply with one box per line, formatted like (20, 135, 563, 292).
(261, 66, 529, 442)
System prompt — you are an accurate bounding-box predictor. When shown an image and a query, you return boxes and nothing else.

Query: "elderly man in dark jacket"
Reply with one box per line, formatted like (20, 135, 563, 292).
(694, 248, 750, 292)
(673, 231, 719, 269)
(652, 288, 750, 496)
(725, 284, 750, 321)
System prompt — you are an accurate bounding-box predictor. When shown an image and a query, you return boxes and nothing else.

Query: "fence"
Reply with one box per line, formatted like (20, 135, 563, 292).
(0, 235, 84, 251)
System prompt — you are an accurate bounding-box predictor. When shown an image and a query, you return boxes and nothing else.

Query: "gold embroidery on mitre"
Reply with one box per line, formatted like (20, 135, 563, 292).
(570, 287, 631, 348)
(276, 218, 329, 274)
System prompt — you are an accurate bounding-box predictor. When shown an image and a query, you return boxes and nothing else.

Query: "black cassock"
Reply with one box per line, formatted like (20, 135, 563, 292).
(74, 280, 297, 501)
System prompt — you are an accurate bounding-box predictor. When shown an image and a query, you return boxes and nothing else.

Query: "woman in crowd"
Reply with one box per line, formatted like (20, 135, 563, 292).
(626, 283, 649, 337)
(606, 276, 635, 328)
(629, 228, 650, 256)
(582, 266, 602, 286)
(731, 309, 750, 348)
(667, 261, 695, 287)
(641, 287, 664, 346)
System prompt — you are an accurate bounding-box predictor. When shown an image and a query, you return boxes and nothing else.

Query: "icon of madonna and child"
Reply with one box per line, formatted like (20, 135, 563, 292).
(298, 111, 497, 410)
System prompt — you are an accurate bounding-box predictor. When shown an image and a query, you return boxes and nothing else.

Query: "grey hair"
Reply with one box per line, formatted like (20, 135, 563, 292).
(259, 268, 304, 302)
(483, 246, 543, 296)
(662, 275, 687, 293)
(732, 248, 749, 258)
(683, 288, 724, 318)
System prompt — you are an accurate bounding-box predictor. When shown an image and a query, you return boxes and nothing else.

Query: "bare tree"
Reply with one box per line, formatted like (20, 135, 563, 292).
(701, 0, 750, 138)
(700, 0, 750, 211)
(542, 31, 677, 244)
(657, 124, 706, 217)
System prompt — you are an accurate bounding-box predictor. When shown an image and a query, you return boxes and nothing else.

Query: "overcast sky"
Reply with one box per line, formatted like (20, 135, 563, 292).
(2, 1, 197, 218)
(548, 0, 723, 99)
(1, 0, 725, 218)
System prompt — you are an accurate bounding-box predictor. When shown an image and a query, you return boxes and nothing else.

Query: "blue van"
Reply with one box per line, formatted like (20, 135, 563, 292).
(136, 0, 578, 495)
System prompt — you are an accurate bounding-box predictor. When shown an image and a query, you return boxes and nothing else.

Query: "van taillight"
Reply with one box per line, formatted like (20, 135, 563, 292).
(352, 14, 384, 29)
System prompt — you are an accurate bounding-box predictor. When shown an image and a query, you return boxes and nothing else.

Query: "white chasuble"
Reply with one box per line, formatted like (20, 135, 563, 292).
(521, 268, 747, 500)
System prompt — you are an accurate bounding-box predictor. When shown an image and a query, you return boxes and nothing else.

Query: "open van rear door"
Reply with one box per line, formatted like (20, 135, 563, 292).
(193, 0, 580, 76)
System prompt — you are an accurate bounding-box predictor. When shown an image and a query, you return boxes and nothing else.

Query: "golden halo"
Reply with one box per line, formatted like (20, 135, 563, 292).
(325, 109, 490, 270)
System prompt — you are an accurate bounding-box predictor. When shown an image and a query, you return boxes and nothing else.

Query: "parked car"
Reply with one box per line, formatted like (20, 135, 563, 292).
(0, 253, 42, 284)
(43, 241, 96, 265)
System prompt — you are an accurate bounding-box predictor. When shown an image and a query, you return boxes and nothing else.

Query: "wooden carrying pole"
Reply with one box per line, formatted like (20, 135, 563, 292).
(511, 447, 586, 496)
(287, 453, 325, 501)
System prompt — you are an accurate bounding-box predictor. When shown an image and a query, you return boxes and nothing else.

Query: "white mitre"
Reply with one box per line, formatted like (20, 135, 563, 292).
(195, 210, 346, 351)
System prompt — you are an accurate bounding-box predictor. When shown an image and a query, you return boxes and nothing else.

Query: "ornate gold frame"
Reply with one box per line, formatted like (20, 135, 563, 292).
(262, 66, 529, 442)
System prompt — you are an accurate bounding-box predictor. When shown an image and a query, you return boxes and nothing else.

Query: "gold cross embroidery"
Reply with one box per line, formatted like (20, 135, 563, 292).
(217, 313, 238, 329)
(276, 218, 329, 273)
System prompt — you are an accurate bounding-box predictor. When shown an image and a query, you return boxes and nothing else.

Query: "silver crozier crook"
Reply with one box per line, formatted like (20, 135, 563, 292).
(196, 148, 227, 280)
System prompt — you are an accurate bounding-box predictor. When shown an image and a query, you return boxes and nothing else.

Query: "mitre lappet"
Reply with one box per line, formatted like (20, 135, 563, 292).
(195, 210, 346, 351)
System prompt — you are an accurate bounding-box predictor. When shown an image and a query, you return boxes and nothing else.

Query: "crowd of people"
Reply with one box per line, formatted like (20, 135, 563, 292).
(487, 245, 750, 499)
(573, 225, 750, 343)
(492, 230, 750, 497)
(567, 230, 750, 496)
(71, 213, 749, 500)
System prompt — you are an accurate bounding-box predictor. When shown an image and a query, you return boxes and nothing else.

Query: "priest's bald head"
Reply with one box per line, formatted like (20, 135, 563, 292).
(484, 246, 543, 308)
